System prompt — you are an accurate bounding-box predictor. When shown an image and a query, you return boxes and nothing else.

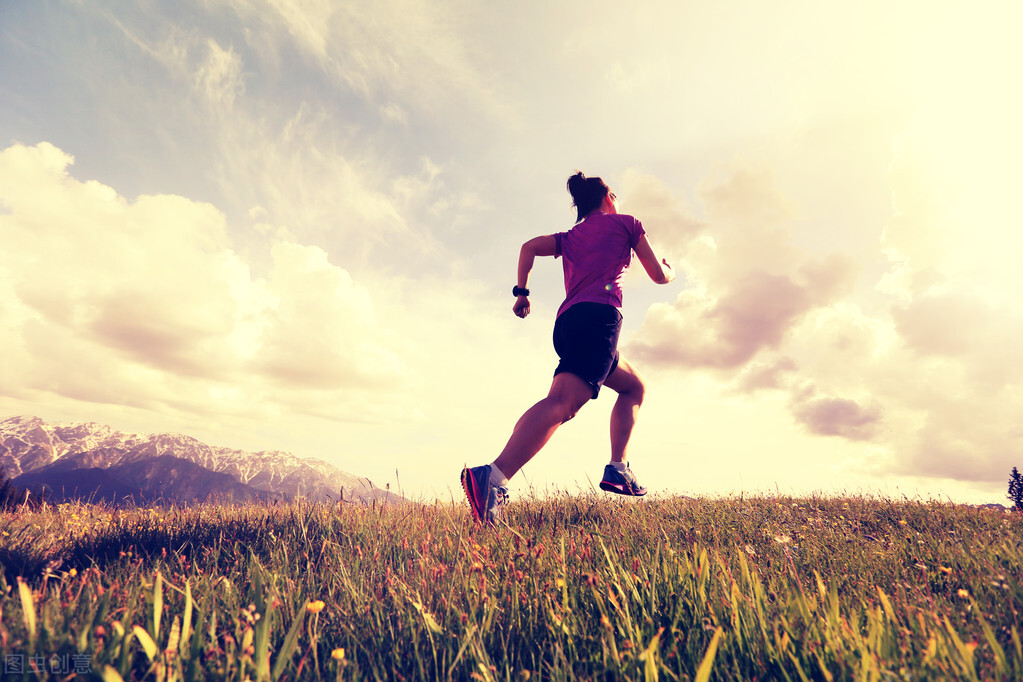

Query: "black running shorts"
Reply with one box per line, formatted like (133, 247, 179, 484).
(552, 302, 622, 399)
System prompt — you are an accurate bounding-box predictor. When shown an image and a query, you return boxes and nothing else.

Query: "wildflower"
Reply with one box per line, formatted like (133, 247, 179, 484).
(69, 568, 78, 577)
(555, 578, 566, 588)
(306, 600, 326, 614)
(331, 648, 345, 661)
(957, 589, 969, 598)
(939, 566, 952, 574)
(899, 520, 907, 526)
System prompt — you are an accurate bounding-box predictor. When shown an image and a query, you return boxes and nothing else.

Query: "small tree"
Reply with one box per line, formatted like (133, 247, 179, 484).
(1008, 467, 1023, 511)
(0, 466, 21, 510)
(0, 466, 42, 510)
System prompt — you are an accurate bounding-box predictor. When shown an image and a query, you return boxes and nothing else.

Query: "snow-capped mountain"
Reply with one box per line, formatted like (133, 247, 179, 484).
(0, 416, 393, 504)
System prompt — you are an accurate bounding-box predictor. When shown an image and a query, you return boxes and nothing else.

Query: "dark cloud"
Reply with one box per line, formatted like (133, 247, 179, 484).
(734, 357, 798, 392)
(791, 394, 882, 441)
(628, 259, 855, 370)
(625, 161, 859, 373)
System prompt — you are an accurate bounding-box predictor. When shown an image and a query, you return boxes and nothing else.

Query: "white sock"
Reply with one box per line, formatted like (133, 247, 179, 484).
(489, 462, 510, 487)
(609, 461, 627, 472)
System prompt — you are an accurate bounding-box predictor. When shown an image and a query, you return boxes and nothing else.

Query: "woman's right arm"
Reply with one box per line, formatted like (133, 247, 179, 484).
(514, 235, 559, 318)
(634, 234, 675, 284)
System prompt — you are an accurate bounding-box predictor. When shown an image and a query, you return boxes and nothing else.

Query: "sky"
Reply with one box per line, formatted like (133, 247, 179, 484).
(1, 0, 1021, 504)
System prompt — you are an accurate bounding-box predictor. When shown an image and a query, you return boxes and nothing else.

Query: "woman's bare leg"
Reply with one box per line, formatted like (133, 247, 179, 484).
(493, 372, 592, 479)
(602, 356, 646, 463)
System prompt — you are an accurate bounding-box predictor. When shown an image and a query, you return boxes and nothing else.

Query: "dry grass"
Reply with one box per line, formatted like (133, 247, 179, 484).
(0, 493, 1020, 680)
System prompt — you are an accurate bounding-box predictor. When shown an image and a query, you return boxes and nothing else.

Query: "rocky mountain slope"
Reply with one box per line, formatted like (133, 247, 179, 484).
(0, 416, 393, 504)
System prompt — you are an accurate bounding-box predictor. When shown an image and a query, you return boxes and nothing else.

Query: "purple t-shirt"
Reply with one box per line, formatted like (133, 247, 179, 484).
(553, 212, 646, 318)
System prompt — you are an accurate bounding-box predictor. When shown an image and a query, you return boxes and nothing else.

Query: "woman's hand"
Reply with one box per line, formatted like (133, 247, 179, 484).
(513, 295, 530, 318)
(634, 235, 676, 284)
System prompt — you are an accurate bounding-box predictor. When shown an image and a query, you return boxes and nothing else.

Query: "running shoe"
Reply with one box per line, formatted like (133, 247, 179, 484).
(461, 464, 509, 525)
(599, 463, 648, 496)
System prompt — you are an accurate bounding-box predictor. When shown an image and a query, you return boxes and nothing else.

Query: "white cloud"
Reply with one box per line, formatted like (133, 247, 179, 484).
(620, 135, 1023, 486)
(0, 142, 414, 422)
(254, 241, 407, 390)
(222, 0, 511, 122)
(194, 39, 245, 110)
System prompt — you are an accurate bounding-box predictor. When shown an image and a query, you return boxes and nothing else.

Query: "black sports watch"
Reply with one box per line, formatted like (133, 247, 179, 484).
(512, 286, 530, 297)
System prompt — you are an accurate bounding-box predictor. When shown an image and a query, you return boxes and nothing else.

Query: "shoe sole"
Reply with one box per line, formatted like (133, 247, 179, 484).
(600, 479, 647, 496)
(461, 467, 488, 524)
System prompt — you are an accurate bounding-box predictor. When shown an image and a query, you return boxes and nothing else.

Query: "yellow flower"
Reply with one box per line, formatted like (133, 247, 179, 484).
(957, 589, 969, 598)
(331, 647, 345, 660)
(939, 566, 952, 574)
(69, 568, 78, 577)
(899, 520, 908, 526)
(306, 600, 326, 614)
(555, 578, 566, 588)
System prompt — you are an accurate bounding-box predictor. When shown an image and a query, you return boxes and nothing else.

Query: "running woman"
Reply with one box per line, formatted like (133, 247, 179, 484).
(462, 171, 675, 525)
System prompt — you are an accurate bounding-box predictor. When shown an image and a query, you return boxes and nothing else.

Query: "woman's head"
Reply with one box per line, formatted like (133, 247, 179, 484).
(567, 171, 614, 222)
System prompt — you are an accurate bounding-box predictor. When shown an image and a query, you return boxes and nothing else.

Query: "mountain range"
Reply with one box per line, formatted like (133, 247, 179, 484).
(0, 416, 394, 505)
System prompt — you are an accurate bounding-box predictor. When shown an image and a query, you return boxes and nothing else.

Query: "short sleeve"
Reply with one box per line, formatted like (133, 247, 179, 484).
(629, 218, 645, 250)
(554, 232, 564, 258)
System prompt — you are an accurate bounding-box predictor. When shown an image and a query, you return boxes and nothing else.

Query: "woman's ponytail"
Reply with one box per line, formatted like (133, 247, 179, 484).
(567, 171, 609, 222)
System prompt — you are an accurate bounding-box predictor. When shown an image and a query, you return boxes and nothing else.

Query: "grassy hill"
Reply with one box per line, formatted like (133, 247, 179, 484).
(0, 494, 1020, 680)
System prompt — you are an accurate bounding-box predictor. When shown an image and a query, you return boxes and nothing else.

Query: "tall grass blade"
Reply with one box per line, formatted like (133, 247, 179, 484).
(181, 580, 193, 648)
(153, 571, 163, 641)
(975, 609, 1007, 675)
(133, 625, 159, 661)
(100, 665, 126, 682)
(167, 615, 181, 654)
(695, 627, 723, 682)
(641, 627, 663, 682)
(17, 579, 36, 648)
(254, 595, 275, 681)
(270, 603, 306, 681)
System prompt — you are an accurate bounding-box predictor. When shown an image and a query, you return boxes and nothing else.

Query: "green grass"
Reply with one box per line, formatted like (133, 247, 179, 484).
(0, 494, 1020, 680)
